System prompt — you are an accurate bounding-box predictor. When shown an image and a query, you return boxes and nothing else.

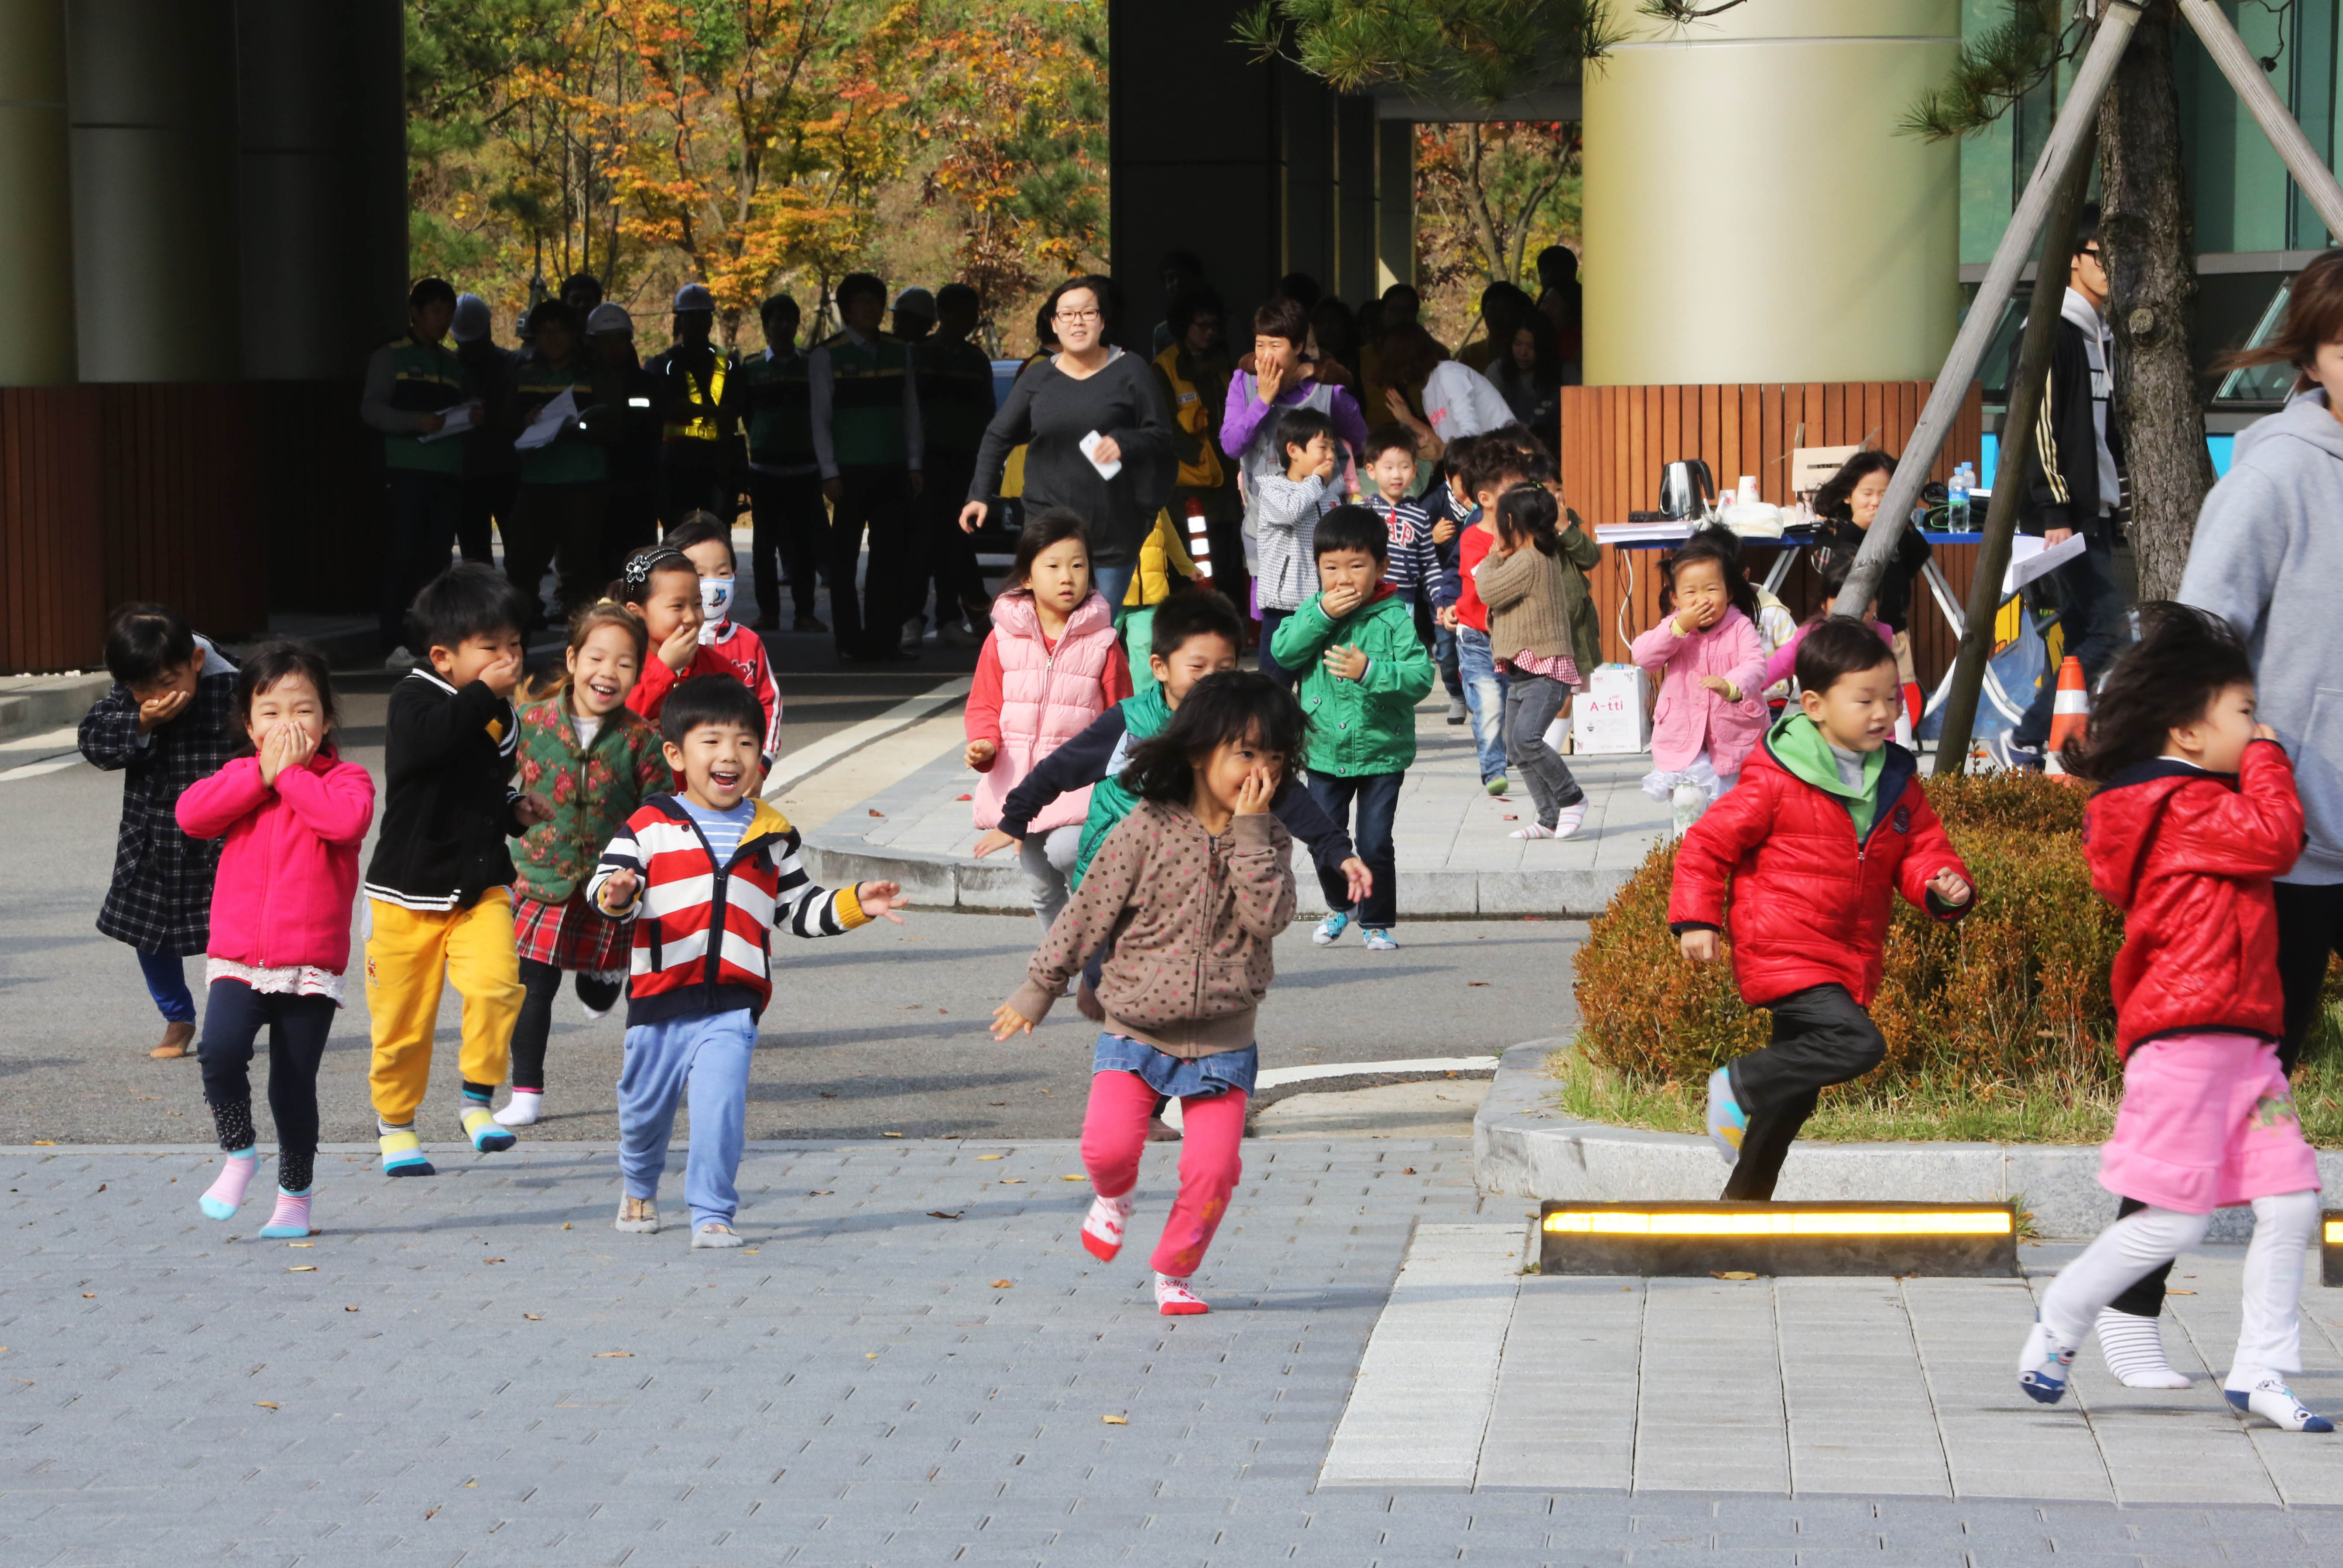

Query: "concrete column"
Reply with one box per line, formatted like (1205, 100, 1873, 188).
(1377, 117, 1415, 291)
(0, 0, 77, 385)
(65, 0, 241, 382)
(1582, 0, 1962, 385)
(1336, 94, 1378, 300)
(1280, 65, 1336, 289)
(236, 0, 408, 380)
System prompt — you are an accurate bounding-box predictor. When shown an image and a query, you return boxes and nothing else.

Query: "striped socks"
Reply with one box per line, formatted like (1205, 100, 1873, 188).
(260, 1188, 313, 1239)
(2095, 1308, 2192, 1389)
(460, 1084, 516, 1153)
(378, 1121, 435, 1178)
(199, 1147, 257, 1220)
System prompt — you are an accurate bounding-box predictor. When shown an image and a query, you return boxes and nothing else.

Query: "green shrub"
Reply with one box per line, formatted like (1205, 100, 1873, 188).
(1573, 772, 2124, 1097)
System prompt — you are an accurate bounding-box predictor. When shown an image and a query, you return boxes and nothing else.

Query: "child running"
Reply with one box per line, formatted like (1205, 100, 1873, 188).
(79, 603, 241, 1060)
(1671, 616, 1974, 1200)
(966, 510, 1132, 932)
(1475, 484, 1599, 840)
(362, 564, 553, 1177)
(615, 544, 779, 777)
(991, 671, 1305, 1315)
(497, 603, 673, 1128)
(589, 675, 908, 1246)
(664, 514, 784, 767)
(1631, 529, 1769, 829)
(1271, 505, 1435, 951)
(175, 643, 375, 1236)
(1251, 407, 1343, 687)
(1359, 425, 1442, 640)
(2015, 603, 2330, 1431)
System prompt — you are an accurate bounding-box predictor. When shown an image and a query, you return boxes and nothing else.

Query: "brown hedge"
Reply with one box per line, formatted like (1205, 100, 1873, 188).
(1572, 772, 2126, 1094)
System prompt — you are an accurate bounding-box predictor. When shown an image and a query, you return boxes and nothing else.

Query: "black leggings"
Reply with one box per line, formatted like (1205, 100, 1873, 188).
(510, 958, 625, 1093)
(198, 980, 335, 1188)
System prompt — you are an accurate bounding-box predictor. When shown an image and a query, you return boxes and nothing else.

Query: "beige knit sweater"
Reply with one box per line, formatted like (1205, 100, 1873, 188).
(1474, 518, 1603, 675)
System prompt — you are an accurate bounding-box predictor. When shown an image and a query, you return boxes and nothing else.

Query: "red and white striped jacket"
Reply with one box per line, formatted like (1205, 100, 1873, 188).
(587, 794, 869, 1025)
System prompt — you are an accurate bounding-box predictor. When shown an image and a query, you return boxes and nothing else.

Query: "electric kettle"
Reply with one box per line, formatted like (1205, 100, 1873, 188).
(1658, 459, 1716, 521)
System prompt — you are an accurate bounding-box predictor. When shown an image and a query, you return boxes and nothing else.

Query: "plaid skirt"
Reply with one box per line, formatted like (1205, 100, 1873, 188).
(511, 891, 632, 976)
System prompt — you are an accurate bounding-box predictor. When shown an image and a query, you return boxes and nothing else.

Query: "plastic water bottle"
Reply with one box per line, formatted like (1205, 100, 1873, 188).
(1946, 463, 1970, 531)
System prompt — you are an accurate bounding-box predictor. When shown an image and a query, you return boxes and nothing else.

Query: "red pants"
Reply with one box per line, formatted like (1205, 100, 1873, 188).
(1080, 1069, 1247, 1277)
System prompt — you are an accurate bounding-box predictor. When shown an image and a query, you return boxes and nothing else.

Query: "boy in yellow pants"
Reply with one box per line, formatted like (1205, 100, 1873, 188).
(361, 565, 552, 1176)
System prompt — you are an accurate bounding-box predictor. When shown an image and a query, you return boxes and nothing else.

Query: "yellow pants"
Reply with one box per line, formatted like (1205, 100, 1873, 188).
(364, 888, 524, 1126)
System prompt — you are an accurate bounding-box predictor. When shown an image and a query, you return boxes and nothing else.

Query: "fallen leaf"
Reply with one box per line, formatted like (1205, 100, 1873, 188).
(81, 1293, 94, 1299)
(423, 1507, 438, 1520)
(998, 1178, 1024, 1185)
(94, 1184, 105, 1193)
(990, 1279, 1014, 1289)
(1060, 1174, 1085, 1181)
(483, 1258, 505, 1264)
(288, 1242, 315, 1248)
(884, 1131, 904, 1138)
(1102, 1414, 1127, 1425)
(990, 1101, 1007, 1106)
(865, 1352, 879, 1359)
(1712, 1271, 1758, 1281)
(819, 1091, 837, 1099)
(465, 1480, 477, 1487)
(868, 808, 885, 818)
(956, 793, 972, 801)
(927, 1210, 964, 1220)
(523, 1314, 542, 1321)
(1401, 1167, 1417, 1175)
(255, 1401, 279, 1410)
(809, 1189, 834, 1196)
(591, 1351, 632, 1358)
(344, 1306, 360, 1312)
(2168, 1289, 2197, 1296)
(1502, 814, 1518, 820)
(288, 1266, 317, 1273)
(562, 1222, 572, 1229)
(1466, 981, 1490, 987)
(976, 1154, 1005, 1161)
(32, 1140, 52, 1146)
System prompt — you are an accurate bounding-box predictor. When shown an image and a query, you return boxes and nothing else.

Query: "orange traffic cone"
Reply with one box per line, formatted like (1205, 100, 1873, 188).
(2043, 656, 2088, 780)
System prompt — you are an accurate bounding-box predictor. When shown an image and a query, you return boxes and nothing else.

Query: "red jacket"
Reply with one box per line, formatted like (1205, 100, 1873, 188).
(628, 627, 782, 767)
(1668, 731, 1970, 1007)
(2083, 740, 2304, 1058)
(176, 747, 376, 972)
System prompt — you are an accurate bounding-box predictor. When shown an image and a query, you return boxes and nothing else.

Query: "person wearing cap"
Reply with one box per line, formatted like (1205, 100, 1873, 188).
(734, 293, 827, 634)
(581, 303, 665, 576)
(503, 299, 609, 627)
(647, 282, 740, 529)
(560, 272, 604, 317)
(450, 292, 518, 569)
(905, 282, 996, 647)
(360, 277, 485, 664)
(810, 271, 924, 661)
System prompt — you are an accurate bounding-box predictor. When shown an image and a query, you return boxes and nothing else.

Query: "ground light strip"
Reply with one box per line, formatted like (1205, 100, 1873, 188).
(2324, 1219, 2343, 1245)
(1541, 1209, 2013, 1238)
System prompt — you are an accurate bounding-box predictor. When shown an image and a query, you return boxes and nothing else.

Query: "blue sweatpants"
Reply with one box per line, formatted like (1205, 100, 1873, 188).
(617, 1007, 757, 1232)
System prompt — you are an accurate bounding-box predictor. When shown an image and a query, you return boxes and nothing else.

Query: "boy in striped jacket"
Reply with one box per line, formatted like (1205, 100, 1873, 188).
(588, 675, 907, 1246)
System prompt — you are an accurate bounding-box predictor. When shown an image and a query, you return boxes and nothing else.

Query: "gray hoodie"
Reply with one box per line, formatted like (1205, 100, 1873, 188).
(2179, 388, 2343, 883)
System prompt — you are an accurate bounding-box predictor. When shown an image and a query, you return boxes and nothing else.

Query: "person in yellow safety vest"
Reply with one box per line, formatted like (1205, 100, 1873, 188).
(646, 283, 740, 530)
(1150, 287, 1240, 611)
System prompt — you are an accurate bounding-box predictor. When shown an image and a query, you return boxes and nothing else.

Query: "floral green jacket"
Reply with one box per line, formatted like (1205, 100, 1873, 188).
(511, 695, 670, 905)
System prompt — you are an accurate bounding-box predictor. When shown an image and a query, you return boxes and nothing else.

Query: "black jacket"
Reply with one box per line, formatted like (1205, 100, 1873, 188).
(362, 669, 525, 910)
(2018, 305, 2121, 540)
(79, 653, 241, 955)
(1809, 517, 1932, 635)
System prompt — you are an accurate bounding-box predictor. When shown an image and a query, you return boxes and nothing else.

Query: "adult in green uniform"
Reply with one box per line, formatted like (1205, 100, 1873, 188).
(735, 293, 827, 633)
(647, 283, 739, 529)
(451, 292, 517, 567)
(581, 303, 663, 578)
(811, 271, 924, 661)
(360, 277, 482, 664)
(906, 282, 997, 648)
(503, 299, 608, 627)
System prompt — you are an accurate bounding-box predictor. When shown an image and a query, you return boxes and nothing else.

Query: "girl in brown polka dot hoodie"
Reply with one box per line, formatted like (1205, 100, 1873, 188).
(993, 671, 1303, 1316)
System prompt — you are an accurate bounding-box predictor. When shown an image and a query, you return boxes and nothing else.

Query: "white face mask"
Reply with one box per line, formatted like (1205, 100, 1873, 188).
(698, 575, 734, 639)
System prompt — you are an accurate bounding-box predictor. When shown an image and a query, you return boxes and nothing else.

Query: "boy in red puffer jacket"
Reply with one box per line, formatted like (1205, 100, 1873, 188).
(1670, 616, 1974, 1200)
(2014, 603, 2328, 1433)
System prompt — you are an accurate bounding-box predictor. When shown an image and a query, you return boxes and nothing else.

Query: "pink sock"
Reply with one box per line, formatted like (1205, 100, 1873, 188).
(259, 1189, 313, 1239)
(198, 1150, 257, 1220)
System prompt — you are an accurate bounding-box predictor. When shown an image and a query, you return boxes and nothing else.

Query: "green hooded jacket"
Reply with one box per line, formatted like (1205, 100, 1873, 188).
(1767, 711, 1887, 838)
(1270, 587, 1438, 777)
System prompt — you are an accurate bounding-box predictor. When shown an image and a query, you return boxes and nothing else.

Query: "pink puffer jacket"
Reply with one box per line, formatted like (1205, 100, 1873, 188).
(969, 590, 1120, 833)
(175, 747, 377, 972)
(1629, 606, 1769, 777)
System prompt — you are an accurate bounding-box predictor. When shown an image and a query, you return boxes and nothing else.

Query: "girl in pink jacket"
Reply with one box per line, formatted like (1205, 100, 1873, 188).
(174, 644, 376, 1239)
(1629, 532, 1768, 829)
(965, 511, 1132, 930)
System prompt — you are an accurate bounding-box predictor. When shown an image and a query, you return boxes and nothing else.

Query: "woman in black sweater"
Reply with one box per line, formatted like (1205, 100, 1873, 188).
(960, 276, 1177, 610)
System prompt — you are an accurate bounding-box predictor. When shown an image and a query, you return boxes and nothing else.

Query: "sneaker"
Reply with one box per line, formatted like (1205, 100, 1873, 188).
(615, 1195, 659, 1234)
(793, 614, 829, 634)
(2017, 1318, 2075, 1404)
(1155, 1273, 1210, 1316)
(1703, 1066, 1746, 1166)
(384, 645, 418, 674)
(2228, 1373, 2336, 1432)
(1986, 736, 2045, 773)
(902, 614, 928, 646)
(939, 617, 982, 648)
(1446, 697, 1468, 725)
(1361, 927, 1398, 952)
(492, 1091, 541, 1128)
(1082, 1193, 1134, 1261)
(1484, 776, 1510, 797)
(1313, 911, 1352, 947)
(692, 1221, 746, 1249)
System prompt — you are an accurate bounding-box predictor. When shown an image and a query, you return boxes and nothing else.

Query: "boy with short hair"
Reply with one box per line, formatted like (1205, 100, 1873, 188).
(1670, 616, 1976, 1200)
(363, 564, 553, 1177)
(663, 514, 785, 770)
(589, 675, 908, 1246)
(1360, 425, 1441, 635)
(79, 603, 242, 1059)
(1251, 406, 1343, 687)
(1272, 506, 1438, 952)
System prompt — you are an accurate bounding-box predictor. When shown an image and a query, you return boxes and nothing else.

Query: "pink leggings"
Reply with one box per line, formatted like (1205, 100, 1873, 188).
(1079, 1069, 1247, 1277)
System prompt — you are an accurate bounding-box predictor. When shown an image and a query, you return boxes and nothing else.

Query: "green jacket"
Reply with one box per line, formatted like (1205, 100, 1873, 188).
(1272, 587, 1437, 777)
(510, 353, 609, 486)
(1073, 683, 1172, 886)
(1768, 712, 1887, 838)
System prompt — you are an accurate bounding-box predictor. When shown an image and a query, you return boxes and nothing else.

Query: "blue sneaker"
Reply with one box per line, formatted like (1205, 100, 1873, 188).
(1361, 928, 1398, 952)
(1313, 911, 1351, 947)
(2017, 1318, 2074, 1404)
(1703, 1067, 1746, 1166)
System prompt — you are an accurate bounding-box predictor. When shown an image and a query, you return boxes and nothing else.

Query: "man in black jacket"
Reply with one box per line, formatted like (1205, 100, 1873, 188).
(2004, 206, 2130, 767)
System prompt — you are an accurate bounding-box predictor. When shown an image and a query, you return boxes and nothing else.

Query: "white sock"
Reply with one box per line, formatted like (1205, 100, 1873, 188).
(493, 1090, 541, 1127)
(1552, 802, 1587, 839)
(2039, 1205, 2209, 1349)
(2231, 1189, 2321, 1383)
(2095, 1308, 2192, 1388)
(1510, 822, 1557, 840)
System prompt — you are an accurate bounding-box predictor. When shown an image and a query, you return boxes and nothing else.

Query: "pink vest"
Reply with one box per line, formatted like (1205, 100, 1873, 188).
(971, 590, 1119, 832)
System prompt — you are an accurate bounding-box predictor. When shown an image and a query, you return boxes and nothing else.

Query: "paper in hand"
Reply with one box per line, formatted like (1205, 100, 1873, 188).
(417, 402, 476, 443)
(2001, 531, 2087, 596)
(514, 388, 579, 451)
(1078, 429, 1123, 481)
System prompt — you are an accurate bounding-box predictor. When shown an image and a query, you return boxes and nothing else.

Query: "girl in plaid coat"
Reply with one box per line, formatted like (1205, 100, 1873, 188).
(77, 603, 240, 1059)
(494, 603, 672, 1126)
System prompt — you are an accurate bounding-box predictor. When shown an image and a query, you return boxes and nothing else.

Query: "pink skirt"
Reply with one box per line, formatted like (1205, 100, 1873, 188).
(2099, 1030, 2321, 1213)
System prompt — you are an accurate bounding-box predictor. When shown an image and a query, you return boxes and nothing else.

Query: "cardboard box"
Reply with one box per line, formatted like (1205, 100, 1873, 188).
(1571, 663, 1650, 755)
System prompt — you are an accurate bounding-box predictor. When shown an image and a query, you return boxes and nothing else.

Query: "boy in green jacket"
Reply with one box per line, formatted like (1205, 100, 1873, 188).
(1271, 505, 1438, 951)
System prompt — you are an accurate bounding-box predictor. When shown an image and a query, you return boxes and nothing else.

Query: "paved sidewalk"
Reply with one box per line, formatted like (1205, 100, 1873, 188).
(7, 1139, 2339, 1567)
(806, 697, 1672, 917)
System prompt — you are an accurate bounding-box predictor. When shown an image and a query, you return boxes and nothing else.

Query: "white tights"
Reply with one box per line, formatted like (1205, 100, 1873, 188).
(2040, 1191, 2321, 1383)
